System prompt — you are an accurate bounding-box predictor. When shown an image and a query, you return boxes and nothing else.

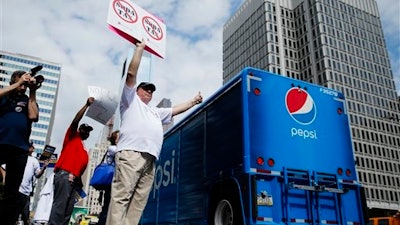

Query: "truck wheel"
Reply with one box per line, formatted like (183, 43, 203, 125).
(214, 199, 234, 225)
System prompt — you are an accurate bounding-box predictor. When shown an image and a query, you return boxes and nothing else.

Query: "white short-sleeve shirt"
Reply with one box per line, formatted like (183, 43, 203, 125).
(19, 156, 40, 196)
(117, 84, 172, 159)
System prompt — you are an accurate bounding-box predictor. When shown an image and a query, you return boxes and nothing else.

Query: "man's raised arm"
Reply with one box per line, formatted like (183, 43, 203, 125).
(126, 41, 146, 88)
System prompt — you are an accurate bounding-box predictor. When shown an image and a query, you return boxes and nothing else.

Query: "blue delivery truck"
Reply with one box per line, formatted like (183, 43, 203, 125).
(141, 67, 367, 225)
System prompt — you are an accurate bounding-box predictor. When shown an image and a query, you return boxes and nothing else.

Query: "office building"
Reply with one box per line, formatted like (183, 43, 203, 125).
(223, 0, 400, 213)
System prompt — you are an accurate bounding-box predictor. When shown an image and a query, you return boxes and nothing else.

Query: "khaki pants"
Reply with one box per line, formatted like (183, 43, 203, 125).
(106, 150, 155, 225)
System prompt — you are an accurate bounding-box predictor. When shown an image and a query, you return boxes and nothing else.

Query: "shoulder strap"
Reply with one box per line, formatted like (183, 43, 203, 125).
(100, 152, 107, 164)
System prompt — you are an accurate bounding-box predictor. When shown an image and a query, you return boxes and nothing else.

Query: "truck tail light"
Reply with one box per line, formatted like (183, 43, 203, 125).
(337, 167, 343, 175)
(267, 158, 275, 167)
(256, 157, 264, 165)
(256, 157, 275, 167)
(337, 107, 343, 114)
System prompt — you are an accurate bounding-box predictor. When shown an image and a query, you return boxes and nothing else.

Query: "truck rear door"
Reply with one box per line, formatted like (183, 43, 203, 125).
(240, 67, 365, 224)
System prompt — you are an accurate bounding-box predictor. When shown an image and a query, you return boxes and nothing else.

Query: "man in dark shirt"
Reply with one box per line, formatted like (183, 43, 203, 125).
(0, 69, 40, 225)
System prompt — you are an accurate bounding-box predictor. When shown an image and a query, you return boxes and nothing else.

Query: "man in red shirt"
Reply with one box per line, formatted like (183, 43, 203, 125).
(48, 97, 94, 225)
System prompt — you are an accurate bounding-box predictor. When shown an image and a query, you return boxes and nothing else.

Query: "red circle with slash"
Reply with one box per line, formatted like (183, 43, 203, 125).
(113, 0, 138, 23)
(142, 16, 163, 40)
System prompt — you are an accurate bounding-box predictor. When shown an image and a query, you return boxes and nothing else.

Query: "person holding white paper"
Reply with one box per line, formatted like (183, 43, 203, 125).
(48, 97, 95, 225)
(106, 40, 203, 225)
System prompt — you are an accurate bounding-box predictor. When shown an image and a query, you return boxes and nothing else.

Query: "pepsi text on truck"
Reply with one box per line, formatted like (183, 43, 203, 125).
(141, 67, 367, 225)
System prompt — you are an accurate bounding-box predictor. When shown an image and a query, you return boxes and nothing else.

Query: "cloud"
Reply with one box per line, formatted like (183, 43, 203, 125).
(1, 0, 398, 153)
(170, 0, 232, 34)
(1, 0, 239, 152)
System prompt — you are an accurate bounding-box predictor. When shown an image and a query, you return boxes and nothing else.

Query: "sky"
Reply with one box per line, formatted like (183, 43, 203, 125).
(1, 0, 399, 153)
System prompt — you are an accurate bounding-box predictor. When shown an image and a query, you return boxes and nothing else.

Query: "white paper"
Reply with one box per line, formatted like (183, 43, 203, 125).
(86, 86, 119, 125)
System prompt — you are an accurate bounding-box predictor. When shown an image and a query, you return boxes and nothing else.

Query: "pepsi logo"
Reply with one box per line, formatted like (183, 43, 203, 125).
(285, 87, 317, 125)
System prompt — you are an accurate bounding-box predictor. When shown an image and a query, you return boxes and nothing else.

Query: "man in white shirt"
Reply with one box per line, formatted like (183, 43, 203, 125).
(106, 40, 203, 225)
(16, 141, 49, 225)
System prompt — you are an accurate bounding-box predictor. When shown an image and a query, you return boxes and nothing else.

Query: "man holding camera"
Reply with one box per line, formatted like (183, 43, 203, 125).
(0, 68, 41, 225)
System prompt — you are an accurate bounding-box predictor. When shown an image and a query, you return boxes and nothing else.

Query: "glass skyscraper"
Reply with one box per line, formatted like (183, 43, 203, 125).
(223, 0, 399, 213)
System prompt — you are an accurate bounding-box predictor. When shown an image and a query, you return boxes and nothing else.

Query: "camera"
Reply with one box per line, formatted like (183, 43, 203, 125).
(30, 65, 44, 85)
(30, 65, 42, 76)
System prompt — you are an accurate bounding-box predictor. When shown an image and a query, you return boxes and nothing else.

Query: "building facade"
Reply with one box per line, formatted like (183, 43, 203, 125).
(223, 0, 400, 212)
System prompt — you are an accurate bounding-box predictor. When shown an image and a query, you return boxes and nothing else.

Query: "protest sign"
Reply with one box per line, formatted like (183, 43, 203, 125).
(39, 145, 56, 161)
(86, 86, 119, 125)
(107, 0, 166, 58)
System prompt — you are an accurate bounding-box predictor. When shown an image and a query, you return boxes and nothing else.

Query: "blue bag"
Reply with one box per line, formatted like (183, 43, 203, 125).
(89, 153, 114, 190)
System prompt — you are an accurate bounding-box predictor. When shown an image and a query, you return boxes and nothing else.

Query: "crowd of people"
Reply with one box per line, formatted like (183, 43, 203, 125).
(0, 40, 203, 225)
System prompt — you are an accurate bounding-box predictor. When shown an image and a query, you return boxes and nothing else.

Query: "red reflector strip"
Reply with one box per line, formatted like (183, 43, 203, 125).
(250, 168, 281, 175)
(340, 179, 358, 184)
(321, 220, 339, 224)
(290, 218, 313, 223)
(347, 222, 361, 225)
(283, 219, 353, 224)
(256, 217, 273, 222)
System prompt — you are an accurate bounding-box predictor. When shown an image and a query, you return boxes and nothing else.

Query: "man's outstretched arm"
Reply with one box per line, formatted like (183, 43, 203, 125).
(172, 92, 203, 116)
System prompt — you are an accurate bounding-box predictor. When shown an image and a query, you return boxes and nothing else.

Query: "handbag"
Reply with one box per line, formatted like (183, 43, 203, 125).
(90, 152, 115, 190)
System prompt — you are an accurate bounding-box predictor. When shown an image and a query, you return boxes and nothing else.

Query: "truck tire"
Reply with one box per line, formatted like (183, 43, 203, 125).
(212, 194, 242, 225)
(214, 199, 234, 225)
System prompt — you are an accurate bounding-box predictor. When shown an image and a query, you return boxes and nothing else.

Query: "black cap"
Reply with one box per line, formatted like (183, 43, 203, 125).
(79, 123, 93, 131)
(137, 82, 156, 92)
